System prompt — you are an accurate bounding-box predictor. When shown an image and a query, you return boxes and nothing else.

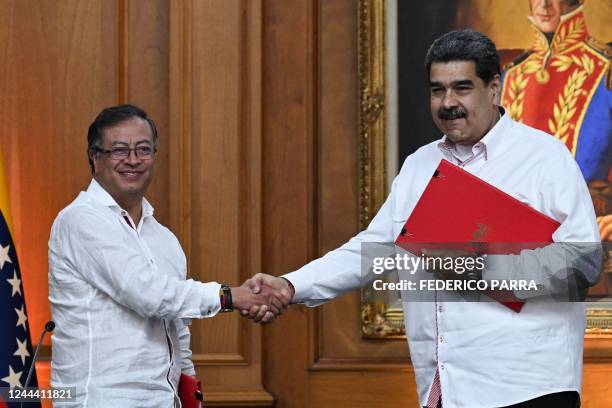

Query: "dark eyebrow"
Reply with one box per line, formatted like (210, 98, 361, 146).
(429, 79, 474, 88)
(452, 80, 474, 87)
(109, 140, 152, 147)
(135, 140, 153, 146)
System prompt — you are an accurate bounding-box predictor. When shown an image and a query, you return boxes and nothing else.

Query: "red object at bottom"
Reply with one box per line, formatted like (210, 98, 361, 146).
(179, 374, 203, 408)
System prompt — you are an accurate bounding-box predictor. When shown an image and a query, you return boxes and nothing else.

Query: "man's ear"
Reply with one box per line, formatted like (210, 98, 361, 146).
(489, 74, 501, 101)
(90, 151, 98, 174)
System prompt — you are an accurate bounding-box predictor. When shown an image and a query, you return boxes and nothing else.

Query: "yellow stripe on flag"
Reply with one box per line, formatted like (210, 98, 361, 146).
(0, 145, 14, 235)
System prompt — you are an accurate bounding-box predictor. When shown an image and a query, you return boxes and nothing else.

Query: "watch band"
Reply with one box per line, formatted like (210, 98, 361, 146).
(219, 284, 233, 312)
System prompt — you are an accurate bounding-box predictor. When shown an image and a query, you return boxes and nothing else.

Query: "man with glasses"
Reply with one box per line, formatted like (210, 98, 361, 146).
(48, 104, 291, 407)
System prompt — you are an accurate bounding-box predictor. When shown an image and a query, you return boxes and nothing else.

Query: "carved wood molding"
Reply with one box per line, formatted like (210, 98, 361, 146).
(192, 353, 249, 366)
(310, 357, 412, 372)
(586, 308, 612, 338)
(203, 390, 274, 407)
(358, 0, 387, 231)
(584, 337, 612, 362)
(359, 0, 404, 341)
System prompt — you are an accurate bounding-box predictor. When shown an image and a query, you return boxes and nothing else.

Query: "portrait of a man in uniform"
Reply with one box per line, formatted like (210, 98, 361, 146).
(500, 0, 611, 296)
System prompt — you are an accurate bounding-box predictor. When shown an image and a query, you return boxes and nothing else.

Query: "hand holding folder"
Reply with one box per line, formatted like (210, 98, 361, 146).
(395, 159, 561, 312)
(179, 374, 204, 408)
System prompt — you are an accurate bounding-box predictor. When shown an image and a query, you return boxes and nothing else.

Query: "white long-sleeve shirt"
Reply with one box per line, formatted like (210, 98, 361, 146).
(283, 111, 599, 407)
(49, 179, 221, 407)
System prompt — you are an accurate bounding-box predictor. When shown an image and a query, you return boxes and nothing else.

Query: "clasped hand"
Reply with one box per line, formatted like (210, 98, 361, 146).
(231, 273, 294, 324)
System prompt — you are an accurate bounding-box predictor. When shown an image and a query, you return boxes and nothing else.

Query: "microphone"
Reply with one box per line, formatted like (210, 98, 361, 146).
(21, 320, 55, 408)
(44, 321, 56, 332)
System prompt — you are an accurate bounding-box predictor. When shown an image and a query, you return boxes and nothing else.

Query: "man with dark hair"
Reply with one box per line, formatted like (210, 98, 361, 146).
(424, 29, 500, 85)
(49, 104, 290, 407)
(246, 30, 598, 407)
(86, 104, 159, 173)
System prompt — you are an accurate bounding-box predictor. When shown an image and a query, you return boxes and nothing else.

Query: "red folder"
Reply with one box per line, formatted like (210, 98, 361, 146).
(179, 374, 203, 408)
(395, 159, 560, 312)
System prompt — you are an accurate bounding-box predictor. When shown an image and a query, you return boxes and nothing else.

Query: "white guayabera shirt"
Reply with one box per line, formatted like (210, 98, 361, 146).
(49, 179, 221, 407)
(284, 110, 600, 408)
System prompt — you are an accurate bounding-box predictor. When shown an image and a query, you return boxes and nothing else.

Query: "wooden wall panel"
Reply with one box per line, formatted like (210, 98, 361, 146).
(188, 0, 244, 356)
(311, 371, 417, 407)
(0, 0, 118, 348)
(261, 0, 318, 406)
(583, 363, 612, 407)
(170, 0, 272, 404)
(126, 0, 171, 225)
(315, 0, 409, 364)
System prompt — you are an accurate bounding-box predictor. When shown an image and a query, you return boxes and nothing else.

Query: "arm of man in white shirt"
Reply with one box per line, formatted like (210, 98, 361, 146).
(280, 175, 401, 306)
(50, 206, 271, 319)
(241, 168, 407, 324)
(178, 320, 196, 376)
(482, 152, 602, 299)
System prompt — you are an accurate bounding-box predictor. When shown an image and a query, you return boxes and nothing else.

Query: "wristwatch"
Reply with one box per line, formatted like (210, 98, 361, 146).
(219, 284, 233, 312)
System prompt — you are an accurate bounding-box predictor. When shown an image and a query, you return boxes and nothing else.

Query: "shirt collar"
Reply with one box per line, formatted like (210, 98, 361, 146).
(87, 178, 154, 218)
(437, 107, 511, 162)
(478, 107, 512, 157)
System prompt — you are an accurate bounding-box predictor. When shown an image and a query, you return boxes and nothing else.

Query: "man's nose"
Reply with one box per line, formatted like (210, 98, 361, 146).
(539, 0, 551, 9)
(124, 148, 142, 164)
(441, 90, 457, 108)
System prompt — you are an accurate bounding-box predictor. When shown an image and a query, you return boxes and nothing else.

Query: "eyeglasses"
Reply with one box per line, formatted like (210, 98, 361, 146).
(94, 146, 156, 160)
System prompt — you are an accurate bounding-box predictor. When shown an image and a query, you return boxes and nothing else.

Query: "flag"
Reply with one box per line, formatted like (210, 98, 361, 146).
(0, 147, 40, 407)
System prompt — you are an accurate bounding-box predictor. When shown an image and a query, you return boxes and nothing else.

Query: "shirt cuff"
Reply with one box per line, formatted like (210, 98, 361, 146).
(199, 282, 222, 317)
(281, 270, 313, 304)
(181, 367, 196, 377)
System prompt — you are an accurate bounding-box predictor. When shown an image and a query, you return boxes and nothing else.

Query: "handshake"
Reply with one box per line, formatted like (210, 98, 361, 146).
(230, 274, 295, 324)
